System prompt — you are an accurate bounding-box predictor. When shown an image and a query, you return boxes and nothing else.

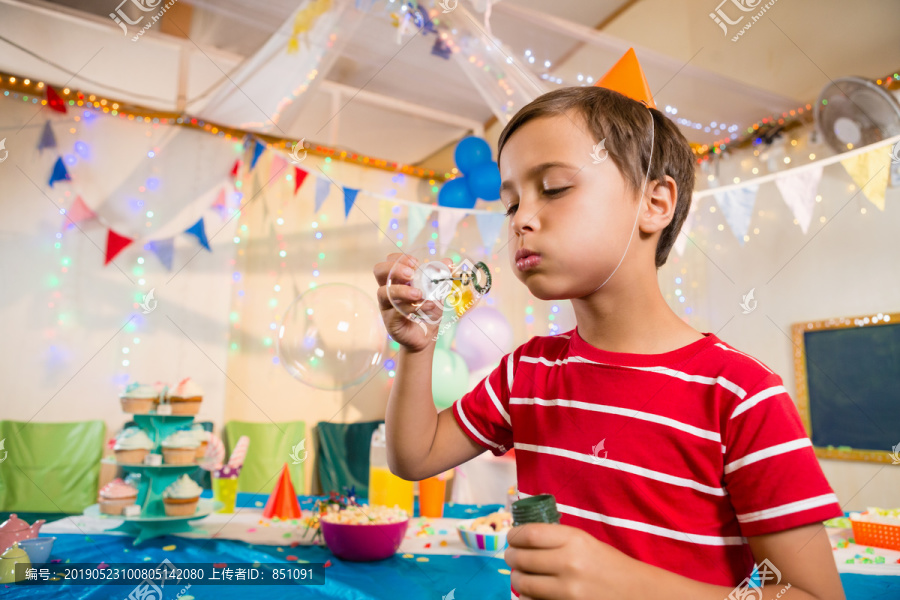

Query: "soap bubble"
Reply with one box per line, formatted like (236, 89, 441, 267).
(277, 284, 385, 390)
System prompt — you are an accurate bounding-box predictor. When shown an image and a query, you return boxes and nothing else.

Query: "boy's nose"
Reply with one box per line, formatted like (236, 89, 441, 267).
(512, 210, 538, 235)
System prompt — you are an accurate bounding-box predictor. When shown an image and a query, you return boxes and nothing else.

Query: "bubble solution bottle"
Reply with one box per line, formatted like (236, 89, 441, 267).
(368, 424, 414, 517)
(509, 494, 561, 598)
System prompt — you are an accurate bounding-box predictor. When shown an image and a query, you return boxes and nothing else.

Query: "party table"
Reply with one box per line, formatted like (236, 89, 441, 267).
(3, 495, 899, 600)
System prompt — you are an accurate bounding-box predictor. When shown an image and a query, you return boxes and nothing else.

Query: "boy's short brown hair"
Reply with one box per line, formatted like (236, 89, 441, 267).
(497, 87, 696, 269)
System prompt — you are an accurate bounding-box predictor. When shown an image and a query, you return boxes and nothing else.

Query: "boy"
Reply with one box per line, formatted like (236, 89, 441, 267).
(373, 82, 845, 599)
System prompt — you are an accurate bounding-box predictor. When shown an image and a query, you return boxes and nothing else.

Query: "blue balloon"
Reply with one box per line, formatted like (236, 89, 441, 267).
(438, 177, 477, 209)
(465, 161, 501, 201)
(454, 137, 492, 175)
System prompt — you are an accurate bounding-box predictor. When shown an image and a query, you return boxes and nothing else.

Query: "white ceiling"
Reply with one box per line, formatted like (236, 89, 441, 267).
(5, 0, 900, 166)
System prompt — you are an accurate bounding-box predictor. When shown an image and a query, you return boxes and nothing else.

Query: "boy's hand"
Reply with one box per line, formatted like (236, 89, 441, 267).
(373, 253, 449, 353)
(505, 523, 638, 600)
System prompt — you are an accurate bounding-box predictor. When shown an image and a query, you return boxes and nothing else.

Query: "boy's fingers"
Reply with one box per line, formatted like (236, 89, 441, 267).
(376, 284, 423, 310)
(373, 254, 418, 285)
(506, 524, 568, 549)
(504, 546, 562, 576)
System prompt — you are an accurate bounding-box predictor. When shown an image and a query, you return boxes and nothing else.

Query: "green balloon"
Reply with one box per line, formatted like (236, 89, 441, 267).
(432, 348, 470, 410)
(434, 316, 458, 351)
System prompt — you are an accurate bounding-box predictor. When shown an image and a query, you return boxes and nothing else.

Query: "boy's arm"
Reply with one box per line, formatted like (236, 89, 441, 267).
(385, 345, 485, 481)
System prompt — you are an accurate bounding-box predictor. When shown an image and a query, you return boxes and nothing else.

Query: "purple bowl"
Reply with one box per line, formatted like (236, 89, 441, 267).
(320, 518, 409, 561)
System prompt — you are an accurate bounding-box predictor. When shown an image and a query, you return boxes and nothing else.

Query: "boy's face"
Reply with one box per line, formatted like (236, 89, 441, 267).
(499, 112, 642, 301)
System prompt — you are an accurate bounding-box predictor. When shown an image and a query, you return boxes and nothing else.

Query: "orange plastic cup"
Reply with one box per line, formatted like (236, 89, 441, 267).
(419, 475, 447, 518)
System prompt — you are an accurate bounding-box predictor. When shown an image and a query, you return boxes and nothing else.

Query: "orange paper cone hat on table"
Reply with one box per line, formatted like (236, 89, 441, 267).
(594, 48, 657, 110)
(263, 463, 302, 519)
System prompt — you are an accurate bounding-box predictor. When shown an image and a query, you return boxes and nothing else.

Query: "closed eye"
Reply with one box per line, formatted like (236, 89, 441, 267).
(505, 203, 518, 218)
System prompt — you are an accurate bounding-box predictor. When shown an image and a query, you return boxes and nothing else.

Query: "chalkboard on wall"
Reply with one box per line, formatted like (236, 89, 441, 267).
(792, 312, 900, 464)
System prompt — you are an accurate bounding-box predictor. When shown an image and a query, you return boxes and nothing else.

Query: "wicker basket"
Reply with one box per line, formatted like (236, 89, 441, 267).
(850, 517, 900, 551)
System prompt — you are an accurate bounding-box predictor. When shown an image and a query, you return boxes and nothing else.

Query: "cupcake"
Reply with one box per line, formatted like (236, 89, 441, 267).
(161, 430, 199, 465)
(187, 424, 209, 460)
(114, 428, 156, 464)
(99, 478, 139, 515)
(119, 382, 164, 414)
(163, 474, 202, 516)
(162, 378, 203, 415)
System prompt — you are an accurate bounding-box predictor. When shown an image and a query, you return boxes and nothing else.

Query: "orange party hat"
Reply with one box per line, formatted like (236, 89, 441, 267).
(262, 463, 302, 520)
(594, 48, 657, 110)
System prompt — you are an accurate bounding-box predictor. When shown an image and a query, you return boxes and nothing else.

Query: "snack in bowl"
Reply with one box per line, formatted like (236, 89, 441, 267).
(162, 474, 202, 516)
(457, 511, 512, 553)
(318, 504, 409, 562)
(161, 430, 200, 465)
(99, 478, 139, 515)
(113, 428, 155, 464)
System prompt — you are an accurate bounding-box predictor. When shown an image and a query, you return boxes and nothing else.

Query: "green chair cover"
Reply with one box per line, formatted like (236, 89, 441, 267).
(315, 420, 383, 499)
(224, 420, 306, 494)
(0, 420, 105, 513)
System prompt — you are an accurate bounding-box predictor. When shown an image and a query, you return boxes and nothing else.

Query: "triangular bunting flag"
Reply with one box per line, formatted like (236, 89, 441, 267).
(438, 207, 468, 254)
(775, 166, 823, 234)
(230, 159, 241, 178)
(38, 121, 57, 153)
(212, 187, 227, 210)
(45, 86, 67, 114)
(377, 200, 393, 241)
(147, 238, 175, 271)
(841, 149, 891, 211)
(48, 157, 70, 187)
(250, 139, 266, 171)
(714, 185, 758, 245)
(185, 217, 211, 251)
(407, 203, 432, 245)
(105, 229, 134, 265)
(594, 48, 656, 109)
(343, 187, 360, 219)
(269, 153, 288, 180)
(475, 212, 506, 251)
(314, 177, 331, 213)
(64, 196, 96, 230)
(293, 167, 309, 195)
(673, 203, 697, 257)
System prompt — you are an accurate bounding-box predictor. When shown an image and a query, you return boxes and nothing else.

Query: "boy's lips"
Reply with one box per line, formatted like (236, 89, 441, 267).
(515, 248, 542, 271)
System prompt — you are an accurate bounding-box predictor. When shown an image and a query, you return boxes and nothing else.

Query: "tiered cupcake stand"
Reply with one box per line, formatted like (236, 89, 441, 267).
(84, 413, 222, 545)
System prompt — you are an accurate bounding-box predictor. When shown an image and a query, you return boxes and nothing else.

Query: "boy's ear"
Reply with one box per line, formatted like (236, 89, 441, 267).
(638, 175, 677, 235)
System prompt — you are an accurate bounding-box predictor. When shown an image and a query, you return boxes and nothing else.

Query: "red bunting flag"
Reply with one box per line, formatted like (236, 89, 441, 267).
(294, 167, 309, 195)
(105, 229, 134, 265)
(230, 159, 241, 178)
(64, 196, 97, 230)
(46, 85, 67, 114)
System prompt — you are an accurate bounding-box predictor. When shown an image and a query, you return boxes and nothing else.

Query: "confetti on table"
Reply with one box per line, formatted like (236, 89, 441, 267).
(255, 501, 263, 507)
(162, 545, 176, 551)
(296, 559, 310, 564)
(181, 596, 194, 600)
(416, 557, 429, 562)
(402, 554, 414, 559)
(253, 562, 261, 567)
(247, 528, 256, 533)
(290, 541, 300, 547)
(440, 541, 448, 547)
(277, 547, 283, 552)
(51, 559, 61, 563)
(143, 557, 152, 561)
(213, 563, 227, 568)
(324, 560, 332, 568)
(438, 530, 447, 535)
(286, 555, 298, 561)
(98, 563, 109, 570)
(498, 569, 511, 575)
(84, 536, 93, 542)
(424, 543, 431, 549)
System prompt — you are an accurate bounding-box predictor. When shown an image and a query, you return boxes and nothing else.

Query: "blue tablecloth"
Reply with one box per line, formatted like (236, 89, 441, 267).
(3, 494, 898, 599)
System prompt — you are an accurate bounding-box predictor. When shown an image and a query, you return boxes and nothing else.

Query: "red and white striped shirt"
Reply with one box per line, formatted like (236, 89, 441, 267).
(452, 328, 842, 587)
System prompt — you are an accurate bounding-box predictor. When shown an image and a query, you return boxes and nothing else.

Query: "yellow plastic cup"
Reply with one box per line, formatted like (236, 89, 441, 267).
(212, 475, 238, 513)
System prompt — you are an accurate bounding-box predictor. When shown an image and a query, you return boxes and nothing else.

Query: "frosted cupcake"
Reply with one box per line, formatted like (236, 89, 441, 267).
(119, 382, 164, 414)
(162, 378, 203, 415)
(161, 430, 199, 465)
(114, 428, 156, 464)
(99, 478, 139, 515)
(187, 424, 209, 460)
(163, 474, 202, 516)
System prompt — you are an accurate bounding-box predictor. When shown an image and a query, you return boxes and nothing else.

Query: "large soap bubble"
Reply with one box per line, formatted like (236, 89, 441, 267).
(277, 284, 385, 390)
